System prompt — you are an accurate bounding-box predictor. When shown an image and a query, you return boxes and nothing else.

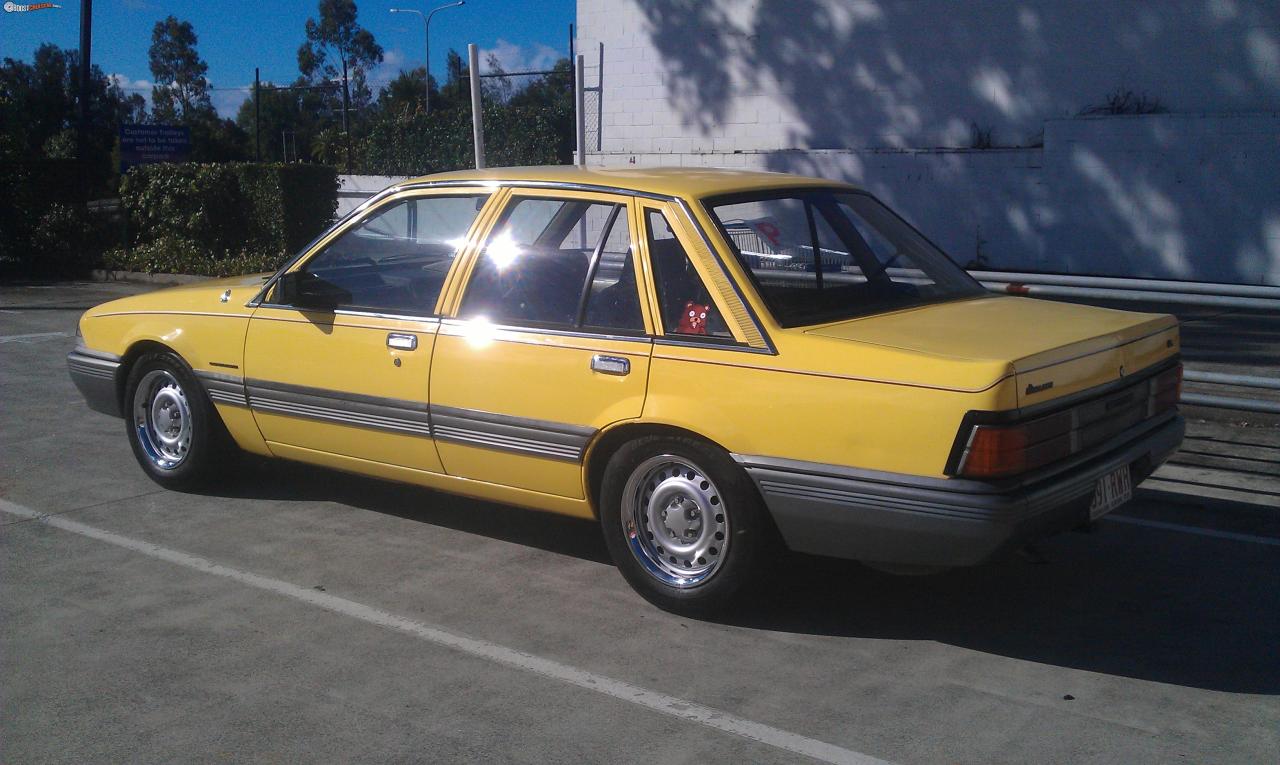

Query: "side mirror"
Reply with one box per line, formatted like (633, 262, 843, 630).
(276, 271, 350, 312)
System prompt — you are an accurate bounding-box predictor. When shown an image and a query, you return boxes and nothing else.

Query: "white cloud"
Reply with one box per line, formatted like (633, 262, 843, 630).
(368, 47, 411, 89)
(213, 88, 250, 119)
(109, 73, 154, 92)
(479, 39, 560, 75)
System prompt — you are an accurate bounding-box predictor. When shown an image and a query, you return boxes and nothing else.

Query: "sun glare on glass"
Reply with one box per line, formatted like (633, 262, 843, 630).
(486, 232, 522, 270)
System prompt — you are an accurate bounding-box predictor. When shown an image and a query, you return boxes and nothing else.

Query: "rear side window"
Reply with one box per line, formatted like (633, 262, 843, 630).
(645, 210, 731, 338)
(459, 196, 644, 332)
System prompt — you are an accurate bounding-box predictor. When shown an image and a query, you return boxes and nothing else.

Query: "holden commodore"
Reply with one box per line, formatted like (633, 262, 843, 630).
(68, 167, 1184, 612)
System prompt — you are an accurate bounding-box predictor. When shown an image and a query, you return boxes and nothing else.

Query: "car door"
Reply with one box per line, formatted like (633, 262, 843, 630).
(430, 188, 654, 499)
(243, 188, 496, 473)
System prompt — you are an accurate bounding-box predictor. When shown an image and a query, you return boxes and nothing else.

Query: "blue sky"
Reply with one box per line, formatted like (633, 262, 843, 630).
(1, 0, 576, 116)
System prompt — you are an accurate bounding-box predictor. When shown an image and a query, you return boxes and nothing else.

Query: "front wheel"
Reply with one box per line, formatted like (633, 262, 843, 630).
(600, 436, 775, 614)
(125, 351, 231, 490)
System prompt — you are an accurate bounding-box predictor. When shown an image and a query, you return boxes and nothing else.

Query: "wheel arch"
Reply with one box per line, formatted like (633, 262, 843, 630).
(116, 339, 182, 412)
(583, 421, 735, 519)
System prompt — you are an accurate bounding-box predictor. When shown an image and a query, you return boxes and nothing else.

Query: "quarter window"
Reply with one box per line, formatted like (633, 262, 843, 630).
(645, 210, 731, 338)
(459, 196, 644, 332)
(286, 194, 487, 315)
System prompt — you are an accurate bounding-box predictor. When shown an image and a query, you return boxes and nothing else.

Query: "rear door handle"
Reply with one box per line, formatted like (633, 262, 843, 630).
(387, 333, 418, 351)
(591, 354, 630, 376)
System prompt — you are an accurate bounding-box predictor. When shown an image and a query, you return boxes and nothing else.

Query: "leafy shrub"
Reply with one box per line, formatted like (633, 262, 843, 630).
(0, 160, 94, 277)
(27, 203, 116, 277)
(119, 162, 338, 274)
(103, 235, 286, 277)
(362, 101, 571, 176)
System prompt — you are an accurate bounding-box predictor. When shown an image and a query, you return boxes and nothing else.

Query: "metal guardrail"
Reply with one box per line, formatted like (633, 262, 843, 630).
(1180, 393, 1280, 414)
(1183, 371, 1280, 391)
(1181, 371, 1280, 415)
(973, 271, 1280, 311)
(981, 282, 1280, 311)
(969, 270, 1280, 299)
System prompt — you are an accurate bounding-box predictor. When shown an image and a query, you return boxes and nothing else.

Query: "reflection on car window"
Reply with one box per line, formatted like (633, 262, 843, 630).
(709, 190, 984, 327)
(582, 211, 641, 332)
(646, 210, 731, 338)
(460, 197, 644, 332)
(288, 194, 487, 315)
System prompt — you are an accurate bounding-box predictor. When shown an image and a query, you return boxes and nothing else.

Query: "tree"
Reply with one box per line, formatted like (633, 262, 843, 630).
(148, 16, 213, 124)
(437, 48, 469, 110)
(0, 43, 148, 181)
(297, 0, 383, 169)
(377, 67, 439, 117)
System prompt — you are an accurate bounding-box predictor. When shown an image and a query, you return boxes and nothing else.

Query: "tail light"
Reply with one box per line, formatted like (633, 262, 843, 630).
(956, 363, 1182, 480)
(960, 412, 1073, 479)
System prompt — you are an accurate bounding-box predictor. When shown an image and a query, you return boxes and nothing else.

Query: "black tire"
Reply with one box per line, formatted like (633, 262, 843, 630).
(124, 351, 232, 490)
(600, 435, 776, 614)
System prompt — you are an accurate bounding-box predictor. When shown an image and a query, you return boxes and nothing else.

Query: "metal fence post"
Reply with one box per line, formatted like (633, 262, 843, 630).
(468, 43, 485, 170)
(575, 54, 586, 167)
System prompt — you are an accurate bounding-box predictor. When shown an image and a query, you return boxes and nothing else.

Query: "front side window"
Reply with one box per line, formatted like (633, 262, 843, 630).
(282, 194, 487, 315)
(707, 190, 985, 327)
(459, 196, 644, 332)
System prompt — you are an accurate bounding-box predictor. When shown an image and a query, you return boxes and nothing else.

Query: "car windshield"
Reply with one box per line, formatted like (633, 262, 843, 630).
(705, 189, 986, 327)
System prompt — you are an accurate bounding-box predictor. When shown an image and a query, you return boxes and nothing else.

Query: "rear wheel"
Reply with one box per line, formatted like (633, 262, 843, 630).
(125, 351, 231, 490)
(600, 436, 774, 614)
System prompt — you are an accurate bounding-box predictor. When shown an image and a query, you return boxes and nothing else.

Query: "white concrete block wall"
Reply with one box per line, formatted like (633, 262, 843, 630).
(577, 0, 1280, 284)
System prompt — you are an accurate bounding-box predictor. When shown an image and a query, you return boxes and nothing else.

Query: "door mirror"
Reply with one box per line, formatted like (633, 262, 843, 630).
(276, 271, 351, 312)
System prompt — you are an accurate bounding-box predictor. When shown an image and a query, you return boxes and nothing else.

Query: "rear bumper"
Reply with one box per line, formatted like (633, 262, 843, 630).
(734, 413, 1185, 567)
(67, 349, 123, 417)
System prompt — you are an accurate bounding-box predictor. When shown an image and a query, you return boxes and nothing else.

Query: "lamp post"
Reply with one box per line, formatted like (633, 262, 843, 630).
(390, 1, 465, 116)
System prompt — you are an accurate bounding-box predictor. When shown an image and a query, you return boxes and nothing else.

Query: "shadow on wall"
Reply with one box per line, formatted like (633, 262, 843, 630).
(629, 0, 1280, 284)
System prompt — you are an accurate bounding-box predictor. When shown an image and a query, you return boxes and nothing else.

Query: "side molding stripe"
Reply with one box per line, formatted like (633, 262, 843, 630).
(195, 370, 250, 408)
(204, 376, 595, 462)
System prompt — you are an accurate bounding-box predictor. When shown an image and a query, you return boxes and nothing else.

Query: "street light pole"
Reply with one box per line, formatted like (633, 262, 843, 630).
(390, 1, 465, 116)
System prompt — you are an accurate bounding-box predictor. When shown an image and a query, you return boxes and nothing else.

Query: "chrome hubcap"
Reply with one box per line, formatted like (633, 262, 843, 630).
(133, 369, 192, 470)
(621, 455, 728, 588)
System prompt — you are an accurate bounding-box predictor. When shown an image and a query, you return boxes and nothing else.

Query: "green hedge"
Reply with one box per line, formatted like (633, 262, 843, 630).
(114, 162, 338, 275)
(0, 160, 104, 278)
(362, 102, 572, 176)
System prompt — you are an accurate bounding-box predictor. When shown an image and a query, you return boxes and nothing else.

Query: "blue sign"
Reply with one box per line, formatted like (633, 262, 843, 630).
(119, 124, 191, 171)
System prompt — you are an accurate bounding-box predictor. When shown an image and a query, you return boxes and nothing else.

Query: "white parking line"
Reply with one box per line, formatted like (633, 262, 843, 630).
(1108, 515, 1280, 546)
(0, 498, 889, 765)
(0, 331, 69, 343)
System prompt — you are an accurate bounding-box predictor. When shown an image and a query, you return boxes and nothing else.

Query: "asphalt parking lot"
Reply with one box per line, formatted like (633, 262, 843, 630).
(3, 281, 1279, 764)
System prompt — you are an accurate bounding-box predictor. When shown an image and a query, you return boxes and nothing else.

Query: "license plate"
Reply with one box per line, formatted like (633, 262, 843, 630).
(1089, 465, 1133, 519)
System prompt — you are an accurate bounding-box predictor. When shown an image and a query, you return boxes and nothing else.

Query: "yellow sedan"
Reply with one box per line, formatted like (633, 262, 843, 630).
(68, 167, 1184, 612)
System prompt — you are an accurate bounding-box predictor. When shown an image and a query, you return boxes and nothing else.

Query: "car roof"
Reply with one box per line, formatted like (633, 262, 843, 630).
(406, 165, 859, 200)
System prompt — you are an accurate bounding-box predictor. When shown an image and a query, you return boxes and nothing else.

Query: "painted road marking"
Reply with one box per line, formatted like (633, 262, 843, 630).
(1108, 515, 1280, 546)
(0, 498, 889, 765)
(0, 331, 69, 343)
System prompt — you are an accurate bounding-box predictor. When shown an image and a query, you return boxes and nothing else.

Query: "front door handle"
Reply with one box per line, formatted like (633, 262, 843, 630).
(387, 333, 418, 351)
(591, 354, 630, 376)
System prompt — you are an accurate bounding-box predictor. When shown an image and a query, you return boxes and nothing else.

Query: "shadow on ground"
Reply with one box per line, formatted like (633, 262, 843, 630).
(205, 456, 1279, 696)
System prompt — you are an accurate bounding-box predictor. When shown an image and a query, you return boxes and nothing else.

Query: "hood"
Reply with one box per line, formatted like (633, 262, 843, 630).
(87, 273, 272, 318)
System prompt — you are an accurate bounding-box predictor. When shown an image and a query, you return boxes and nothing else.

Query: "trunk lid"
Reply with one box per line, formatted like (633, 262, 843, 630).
(803, 296, 1179, 406)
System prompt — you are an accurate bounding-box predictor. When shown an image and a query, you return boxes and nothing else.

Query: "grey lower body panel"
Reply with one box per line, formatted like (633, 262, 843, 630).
(67, 350, 123, 418)
(736, 414, 1185, 567)
(236, 378, 593, 463)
